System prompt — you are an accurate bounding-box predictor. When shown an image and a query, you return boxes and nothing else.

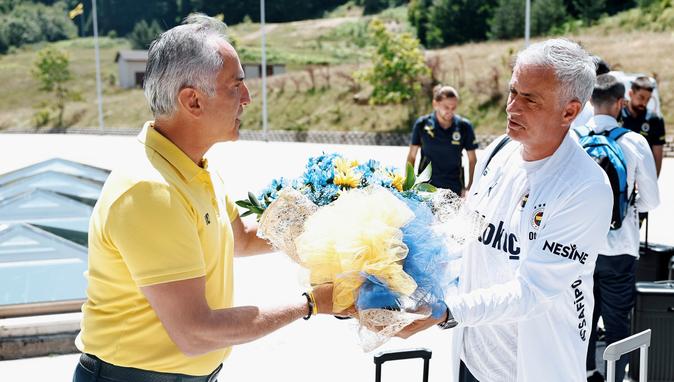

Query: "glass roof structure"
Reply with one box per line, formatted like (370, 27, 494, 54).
(0, 158, 109, 318)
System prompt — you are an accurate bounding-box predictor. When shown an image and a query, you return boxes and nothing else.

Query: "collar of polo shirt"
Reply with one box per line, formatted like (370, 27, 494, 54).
(139, 121, 209, 183)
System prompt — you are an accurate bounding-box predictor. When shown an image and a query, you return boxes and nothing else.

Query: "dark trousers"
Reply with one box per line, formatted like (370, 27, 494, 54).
(586, 254, 637, 381)
(73, 353, 220, 382)
(459, 360, 480, 382)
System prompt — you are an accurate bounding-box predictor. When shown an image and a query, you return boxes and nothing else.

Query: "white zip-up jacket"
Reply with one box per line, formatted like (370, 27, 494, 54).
(445, 133, 613, 382)
(586, 114, 660, 257)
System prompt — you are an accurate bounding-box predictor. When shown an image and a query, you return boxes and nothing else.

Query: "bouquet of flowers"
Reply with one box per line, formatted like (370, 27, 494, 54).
(237, 153, 482, 351)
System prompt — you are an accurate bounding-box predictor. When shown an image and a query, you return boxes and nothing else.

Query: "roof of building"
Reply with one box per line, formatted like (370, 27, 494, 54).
(115, 50, 149, 63)
(0, 171, 104, 201)
(0, 223, 88, 305)
(0, 158, 109, 186)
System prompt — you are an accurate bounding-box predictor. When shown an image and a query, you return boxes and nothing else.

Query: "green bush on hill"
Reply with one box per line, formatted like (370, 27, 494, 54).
(127, 20, 164, 50)
(0, 1, 76, 54)
(356, 18, 429, 104)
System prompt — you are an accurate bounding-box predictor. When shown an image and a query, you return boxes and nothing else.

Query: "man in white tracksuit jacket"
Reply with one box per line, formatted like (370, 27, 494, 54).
(398, 39, 613, 382)
(583, 74, 660, 382)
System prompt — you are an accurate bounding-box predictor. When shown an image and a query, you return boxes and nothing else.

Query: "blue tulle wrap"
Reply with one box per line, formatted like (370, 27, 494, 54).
(356, 197, 451, 318)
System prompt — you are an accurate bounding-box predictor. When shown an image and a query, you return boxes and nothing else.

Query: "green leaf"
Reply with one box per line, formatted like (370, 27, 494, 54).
(413, 183, 437, 193)
(248, 192, 262, 208)
(402, 162, 416, 191)
(240, 210, 254, 217)
(235, 200, 252, 208)
(415, 163, 432, 185)
(249, 205, 265, 214)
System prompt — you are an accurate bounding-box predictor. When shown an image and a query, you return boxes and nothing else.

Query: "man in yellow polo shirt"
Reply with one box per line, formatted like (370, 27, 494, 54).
(73, 14, 336, 382)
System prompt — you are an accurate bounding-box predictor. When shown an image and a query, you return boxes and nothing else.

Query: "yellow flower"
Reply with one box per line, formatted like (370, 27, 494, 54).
(350, 159, 359, 168)
(390, 172, 404, 192)
(334, 170, 361, 188)
(334, 158, 351, 174)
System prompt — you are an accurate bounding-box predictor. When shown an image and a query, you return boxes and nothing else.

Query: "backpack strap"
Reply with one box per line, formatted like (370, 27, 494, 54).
(573, 124, 591, 138)
(606, 126, 630, 141)
(483, 136, 512, 170)
(605, 126, 636, 205)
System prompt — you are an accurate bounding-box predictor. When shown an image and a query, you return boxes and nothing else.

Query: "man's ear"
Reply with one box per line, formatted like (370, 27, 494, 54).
(177, 87, 203, 117)
(562, 100, 582, 126)
(614, 97, 624, 116)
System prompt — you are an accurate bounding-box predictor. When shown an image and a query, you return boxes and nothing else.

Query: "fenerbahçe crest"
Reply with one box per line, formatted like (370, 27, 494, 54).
(531, 203, 545, 230)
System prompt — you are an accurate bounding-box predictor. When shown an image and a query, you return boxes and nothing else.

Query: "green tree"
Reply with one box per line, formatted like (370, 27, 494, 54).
(127, 19, 164, 50)
(32, 47, 72, 128)
(0, 1, 76, 53)
(417, 0, 498, 48)
(356, 18, 430, 104)
(408, 0, 432, 46)
(572, 0, 606, 25)
(532, 0, 569, 35)
(489, 0, 525, 40)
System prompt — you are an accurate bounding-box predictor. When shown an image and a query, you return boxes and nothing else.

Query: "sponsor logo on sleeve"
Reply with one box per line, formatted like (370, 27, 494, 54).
(571, 279, 587, 341)
(424, 124, 435, 138)
(542, 240, 588, 264)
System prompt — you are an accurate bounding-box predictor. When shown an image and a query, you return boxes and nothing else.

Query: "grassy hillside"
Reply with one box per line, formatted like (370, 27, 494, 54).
(0, 5, 672, 136)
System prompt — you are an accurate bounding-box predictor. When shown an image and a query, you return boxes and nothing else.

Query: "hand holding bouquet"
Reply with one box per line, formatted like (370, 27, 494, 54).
(237, 154, 482, 351)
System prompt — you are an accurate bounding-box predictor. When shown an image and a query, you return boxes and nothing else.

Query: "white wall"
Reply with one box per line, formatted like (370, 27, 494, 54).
(118, 61, 148, 89)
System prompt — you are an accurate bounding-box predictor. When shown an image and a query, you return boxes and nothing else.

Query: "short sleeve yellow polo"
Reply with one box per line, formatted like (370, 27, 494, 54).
(77, 122, 239, 376)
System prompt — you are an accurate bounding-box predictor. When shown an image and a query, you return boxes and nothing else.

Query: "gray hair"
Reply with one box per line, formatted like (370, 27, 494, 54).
(144, 14, 230, 117)
(515, 38, 596, 106)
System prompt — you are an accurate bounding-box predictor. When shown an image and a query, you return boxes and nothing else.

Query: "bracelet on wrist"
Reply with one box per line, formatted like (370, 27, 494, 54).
(437, 305, 458, 330)
(302, 292, 315, 320)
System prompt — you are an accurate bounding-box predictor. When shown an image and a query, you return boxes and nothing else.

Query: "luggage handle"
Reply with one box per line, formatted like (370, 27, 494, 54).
(604, 329, 651, 382)
(374, 348, 432, 382)
(645, 215, 648, 253)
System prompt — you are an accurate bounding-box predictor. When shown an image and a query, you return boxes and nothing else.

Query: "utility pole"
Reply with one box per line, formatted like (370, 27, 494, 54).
(92, 0, 105, 133)
(260, 0, 268, 141)
(525, 0, 531, 47)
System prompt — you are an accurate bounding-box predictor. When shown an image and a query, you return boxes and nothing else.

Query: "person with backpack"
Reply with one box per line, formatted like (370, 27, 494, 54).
(406, 85, 479, 196)
(576, 74, 660, 382)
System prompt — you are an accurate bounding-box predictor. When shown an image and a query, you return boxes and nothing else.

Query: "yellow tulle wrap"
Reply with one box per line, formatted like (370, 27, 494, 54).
(295, 187, 418, 312)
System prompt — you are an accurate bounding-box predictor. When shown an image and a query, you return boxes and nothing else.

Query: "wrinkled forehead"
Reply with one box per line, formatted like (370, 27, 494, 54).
(510, 65, 560, 101)
(511, 64, 555, 83)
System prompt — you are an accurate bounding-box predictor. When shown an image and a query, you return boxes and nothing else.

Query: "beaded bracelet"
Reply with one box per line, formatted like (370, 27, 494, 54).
(302, 292, 315, 320)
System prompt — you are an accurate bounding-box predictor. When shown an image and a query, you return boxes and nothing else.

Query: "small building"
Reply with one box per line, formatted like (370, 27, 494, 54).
(115, 50, 149, 89)
(115, 50, 286, 86)
(242, 63, 286, 79)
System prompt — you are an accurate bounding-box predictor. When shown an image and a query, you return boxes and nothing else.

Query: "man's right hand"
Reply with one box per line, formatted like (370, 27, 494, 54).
(311, 283, 335, 314)
(311, 284, 356, 316)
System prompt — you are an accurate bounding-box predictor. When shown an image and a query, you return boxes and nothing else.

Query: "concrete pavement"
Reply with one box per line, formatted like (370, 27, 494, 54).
(0, 132, 671, 381)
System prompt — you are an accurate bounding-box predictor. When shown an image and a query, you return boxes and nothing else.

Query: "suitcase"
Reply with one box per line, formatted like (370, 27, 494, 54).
(629, 282, 674, 381)
(636, 220, 674, 282)
(604, 330, 651, 382)
(374, 348, 432, 382)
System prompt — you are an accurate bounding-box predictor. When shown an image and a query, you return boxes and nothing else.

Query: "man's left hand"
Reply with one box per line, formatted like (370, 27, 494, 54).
(396, 315, 445, 339)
